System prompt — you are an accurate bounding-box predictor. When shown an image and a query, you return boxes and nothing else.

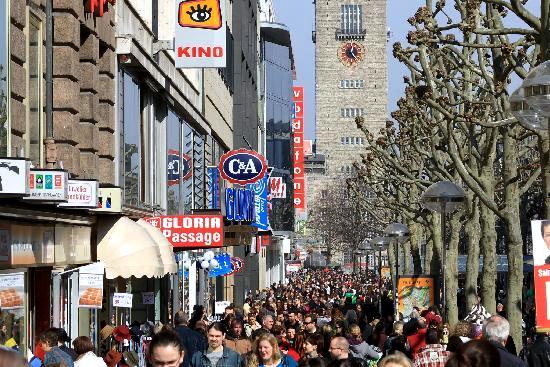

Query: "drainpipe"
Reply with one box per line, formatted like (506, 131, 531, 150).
(45, 0, 56, 168)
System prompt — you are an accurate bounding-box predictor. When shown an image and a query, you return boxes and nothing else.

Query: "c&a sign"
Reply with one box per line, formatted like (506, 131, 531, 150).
(218, 149, 268, 185)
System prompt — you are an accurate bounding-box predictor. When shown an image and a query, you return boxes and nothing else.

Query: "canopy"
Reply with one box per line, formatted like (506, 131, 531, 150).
(136, 219, 177, 275)
(97, 217, 166, 279)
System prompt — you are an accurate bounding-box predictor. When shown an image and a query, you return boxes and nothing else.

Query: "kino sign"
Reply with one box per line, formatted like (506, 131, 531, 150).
(218, 149, 268, 185)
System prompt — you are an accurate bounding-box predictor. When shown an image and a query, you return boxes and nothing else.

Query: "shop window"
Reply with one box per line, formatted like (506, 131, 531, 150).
(167, 109, 182, 215)
(0, 2, 8, 156)
(25, 13, 43, 166)
(182, 123, 193, 213)
(120, 70, 142, 206)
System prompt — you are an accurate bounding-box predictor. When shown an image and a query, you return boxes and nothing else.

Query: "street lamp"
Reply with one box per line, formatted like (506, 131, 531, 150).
(510, 88, 548, 131)
(421, 181, 466, 321)
(359, 241, 373, 278)
(371, 236, 390, 316)
(384, 223, 409, 321)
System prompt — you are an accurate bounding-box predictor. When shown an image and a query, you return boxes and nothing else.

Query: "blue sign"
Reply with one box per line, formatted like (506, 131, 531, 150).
(218, 149, 268, 185)
(207, 166, 220, 209)
(208, 253, 233, 277)
(247, 172, 270, 231)
(167, 150, 192, 186)
(225, 188, 255, 222)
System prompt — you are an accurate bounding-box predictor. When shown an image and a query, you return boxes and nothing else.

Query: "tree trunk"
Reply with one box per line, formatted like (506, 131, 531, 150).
(480, 203, 497, 314)
(465, 195, 481, 311)
(408, 220, 423, 274)
(429, 215, 444, 312)
(502, 126, 524, 347)
(446, 214, 461, 326)
(402, 240, 412, 275)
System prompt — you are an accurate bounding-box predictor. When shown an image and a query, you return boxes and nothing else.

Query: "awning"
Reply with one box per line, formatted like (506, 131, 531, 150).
(97, 217, 165, 279)
(136, 219, 177, 275)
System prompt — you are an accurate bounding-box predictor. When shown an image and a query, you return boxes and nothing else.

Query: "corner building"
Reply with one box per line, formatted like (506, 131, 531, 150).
(308, 0, 387, 205)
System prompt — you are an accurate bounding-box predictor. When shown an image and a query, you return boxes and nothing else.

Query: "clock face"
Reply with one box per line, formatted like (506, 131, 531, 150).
(338, 41, 365, 67)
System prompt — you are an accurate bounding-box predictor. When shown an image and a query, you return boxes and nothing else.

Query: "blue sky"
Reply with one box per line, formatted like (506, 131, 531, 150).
(275, 0, 540, 140)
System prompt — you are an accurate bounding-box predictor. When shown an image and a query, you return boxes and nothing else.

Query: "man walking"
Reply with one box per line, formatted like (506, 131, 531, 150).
(483, 315, 527, 367)
(174, 311, 207, 367)
(412, 329, 450, 367)
(523, 333, 550, 367)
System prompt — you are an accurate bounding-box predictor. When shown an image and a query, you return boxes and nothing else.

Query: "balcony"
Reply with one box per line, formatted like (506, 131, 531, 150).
(335, 29, 366, 41)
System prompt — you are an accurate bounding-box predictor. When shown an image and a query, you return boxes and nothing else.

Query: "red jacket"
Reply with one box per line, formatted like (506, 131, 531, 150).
(407, 328, 427, 356)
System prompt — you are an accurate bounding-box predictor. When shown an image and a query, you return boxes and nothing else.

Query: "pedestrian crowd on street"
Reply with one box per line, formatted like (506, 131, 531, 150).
(1, 268, 549, 367)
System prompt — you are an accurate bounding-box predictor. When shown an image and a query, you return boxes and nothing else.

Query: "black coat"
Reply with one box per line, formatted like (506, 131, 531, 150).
(524, 337, 550, 367)
(175, 325, 208, 367)
(492, 342, 528, 367)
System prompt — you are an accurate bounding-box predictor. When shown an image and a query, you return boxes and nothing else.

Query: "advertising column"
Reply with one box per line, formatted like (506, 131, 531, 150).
(532, 220, 550, 331)
(292, 86, 306, 214)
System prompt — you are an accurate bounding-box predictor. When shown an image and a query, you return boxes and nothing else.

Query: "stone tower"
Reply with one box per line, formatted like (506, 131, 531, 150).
(306, 0, 387, 208)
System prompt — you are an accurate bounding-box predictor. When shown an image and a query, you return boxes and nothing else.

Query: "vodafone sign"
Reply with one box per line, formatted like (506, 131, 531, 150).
(144, 214, 224, 249)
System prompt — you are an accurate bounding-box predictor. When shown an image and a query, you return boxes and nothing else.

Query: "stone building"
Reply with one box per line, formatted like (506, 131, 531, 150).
(307, 0, 387, 213)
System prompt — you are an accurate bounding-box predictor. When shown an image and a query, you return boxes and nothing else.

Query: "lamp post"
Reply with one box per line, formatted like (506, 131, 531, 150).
(371, 236, 390, 316)
(421, 181, 466, 321)
(384, 224, 409, 321)
(359, 241, 372, 279)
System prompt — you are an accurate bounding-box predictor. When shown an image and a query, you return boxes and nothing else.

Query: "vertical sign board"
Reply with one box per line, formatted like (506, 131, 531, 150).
(246, 173, 270, 231)
(532, 220, 550, 331)
(175, 0, 227, 68)
(292, 86, 306, 211)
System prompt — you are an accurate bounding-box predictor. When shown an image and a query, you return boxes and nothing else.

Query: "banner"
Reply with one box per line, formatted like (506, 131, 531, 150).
(207, 166, 220, 209)
(175, 0, 226, 68)
(397, 275, 435, 318)
(532, 220, 550, 331)
(145, 214, 224, 249)
(0, 273, 24, 309)
(292, 86, 306, 211)
(208, 253, 233, 277)
(246, 173, 270, 230)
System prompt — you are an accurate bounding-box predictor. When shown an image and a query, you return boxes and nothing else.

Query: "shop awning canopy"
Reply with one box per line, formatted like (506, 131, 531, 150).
(97, 217, 176, 279)
(136, 219, 178, 275)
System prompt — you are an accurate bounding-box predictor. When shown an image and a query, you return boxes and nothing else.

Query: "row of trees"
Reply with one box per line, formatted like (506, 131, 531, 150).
(309, 0, 548, 343)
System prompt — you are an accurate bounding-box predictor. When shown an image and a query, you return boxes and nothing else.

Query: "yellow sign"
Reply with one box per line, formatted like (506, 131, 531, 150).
(397, 276, 435, 317)
(178, 0, 222, 30)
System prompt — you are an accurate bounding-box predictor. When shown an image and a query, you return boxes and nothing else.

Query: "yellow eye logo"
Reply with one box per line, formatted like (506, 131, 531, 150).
(178, 0, 222, 30)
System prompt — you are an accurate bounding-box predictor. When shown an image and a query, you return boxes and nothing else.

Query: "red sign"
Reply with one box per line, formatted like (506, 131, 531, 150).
(144, 215, 224, 249)
(85, 0, 115, 17)
(532, 220, 550, 331)
(292, 86, 306, 211)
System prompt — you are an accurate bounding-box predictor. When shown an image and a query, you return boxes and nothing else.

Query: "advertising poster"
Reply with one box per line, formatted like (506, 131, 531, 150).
(381, 267, 391, 279)
(532, 220, 550, 331)
(175, 0, 227, 68)
(0, 273, 24, 310)
(397, 275, 434, 318)
(78, 273, 103, 309)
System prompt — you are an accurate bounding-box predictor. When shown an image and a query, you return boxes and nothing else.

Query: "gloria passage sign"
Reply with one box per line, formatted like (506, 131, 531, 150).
(145, 214, 224, 249)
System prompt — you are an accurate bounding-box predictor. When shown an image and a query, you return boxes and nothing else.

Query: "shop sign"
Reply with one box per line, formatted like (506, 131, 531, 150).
(0, 158, 31, 196)
(144, 214, 224, 249)
(113, 293, 133, 308)
(91, 187, 122, 213)
(208, 253, 232, 278)
(175, 0, 227, 68)
(207, 166, 221, 209)
(286, 261, 302, 273)
(226, 256, 244, 276)
(225, 188, 255, 222)
(0, 273, 24, 309)
(59, 180, 98, 208)
(167, 150, 192, 186)
(397, 276, 435, 318)
(24, 169, 68, 202)
(269, 177, 286, 199)
(292, 86, 306, 211)
(246, 174, 270, 231)
(214, 301, 231, 315)
(532, 220, 550, 330)
(78, 272, 103, 309)
(142, 292, 155, 305)
(218, 149, 268, 185)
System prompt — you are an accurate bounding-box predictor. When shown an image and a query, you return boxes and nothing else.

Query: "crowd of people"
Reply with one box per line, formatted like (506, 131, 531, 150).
(0, 268, 548, 367)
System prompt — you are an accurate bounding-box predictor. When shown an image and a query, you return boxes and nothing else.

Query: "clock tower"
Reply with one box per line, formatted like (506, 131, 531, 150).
(305, 0, 387, 213)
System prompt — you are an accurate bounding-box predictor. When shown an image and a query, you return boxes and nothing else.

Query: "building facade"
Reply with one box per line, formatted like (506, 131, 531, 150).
(307, 0, 388, 220)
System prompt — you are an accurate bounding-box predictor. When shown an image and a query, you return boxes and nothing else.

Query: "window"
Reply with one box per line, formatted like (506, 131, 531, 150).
(0, 2, 8, 155)
(341, 108, 364, 118)
(167, 109, 181, 215)
(339, 80, 364, 89)
(26, 14, 43, 166)
(120, 70, 142, 206)
(340, 5, 362, 35)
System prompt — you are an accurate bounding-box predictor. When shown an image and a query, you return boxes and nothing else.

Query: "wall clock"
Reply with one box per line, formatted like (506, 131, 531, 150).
(338, 41, 365, 67)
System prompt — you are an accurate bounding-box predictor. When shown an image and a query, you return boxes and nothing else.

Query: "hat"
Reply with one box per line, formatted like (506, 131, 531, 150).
(104, 350, 122, 367)
(123, 351, 139, 367)
(113, 325, 131, 342)
(100, 325, 115, 342)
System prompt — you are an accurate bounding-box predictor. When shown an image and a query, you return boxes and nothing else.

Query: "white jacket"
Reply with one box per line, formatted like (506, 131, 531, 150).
(74, 352, 108, 367)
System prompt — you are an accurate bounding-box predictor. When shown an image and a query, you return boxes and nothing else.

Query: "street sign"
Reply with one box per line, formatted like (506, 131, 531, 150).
(218, 149, 268, 185)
